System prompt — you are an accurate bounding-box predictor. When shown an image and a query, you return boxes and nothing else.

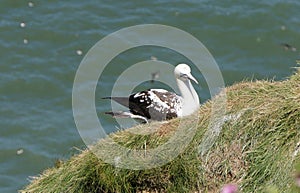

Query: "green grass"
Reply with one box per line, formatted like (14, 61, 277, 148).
(20, 69, 300, 193)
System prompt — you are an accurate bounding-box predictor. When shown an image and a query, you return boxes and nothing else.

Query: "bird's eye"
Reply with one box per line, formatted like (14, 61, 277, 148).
(180, 73, 188, 79)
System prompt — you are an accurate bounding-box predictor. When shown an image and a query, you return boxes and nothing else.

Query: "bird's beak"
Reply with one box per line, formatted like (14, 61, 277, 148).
(187, 73, 198, 84)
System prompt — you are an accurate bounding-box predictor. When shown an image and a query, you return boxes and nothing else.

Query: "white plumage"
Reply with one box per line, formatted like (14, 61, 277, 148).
(103, 63, 200, 123)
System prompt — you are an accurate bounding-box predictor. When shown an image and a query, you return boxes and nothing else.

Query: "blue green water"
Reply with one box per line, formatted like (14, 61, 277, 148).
(1, 1, 300, 192)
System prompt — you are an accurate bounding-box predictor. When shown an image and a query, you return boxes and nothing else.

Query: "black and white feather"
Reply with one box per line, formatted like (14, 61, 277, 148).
(103, 63, 200, 123)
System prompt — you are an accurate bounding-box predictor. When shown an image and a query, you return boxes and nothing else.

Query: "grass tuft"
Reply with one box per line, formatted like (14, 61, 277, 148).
(20, 69, 300, 193)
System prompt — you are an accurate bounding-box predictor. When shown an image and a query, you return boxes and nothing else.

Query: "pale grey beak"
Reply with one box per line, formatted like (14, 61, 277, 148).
(187, 73, 198, 84)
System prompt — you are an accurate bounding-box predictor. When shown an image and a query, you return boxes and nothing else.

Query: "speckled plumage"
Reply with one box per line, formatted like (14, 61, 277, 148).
(129, 89, 182, 121)
(104, 63, 199, 123)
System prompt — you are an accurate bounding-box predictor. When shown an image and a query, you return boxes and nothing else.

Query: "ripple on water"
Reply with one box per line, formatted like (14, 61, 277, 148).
(1, 1, 300, 193)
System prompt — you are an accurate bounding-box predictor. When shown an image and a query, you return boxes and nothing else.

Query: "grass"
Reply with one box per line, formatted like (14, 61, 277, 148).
(20, 69, 300, 193)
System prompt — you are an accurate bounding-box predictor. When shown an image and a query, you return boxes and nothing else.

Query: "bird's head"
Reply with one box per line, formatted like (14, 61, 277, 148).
(174, 63, 198, 84)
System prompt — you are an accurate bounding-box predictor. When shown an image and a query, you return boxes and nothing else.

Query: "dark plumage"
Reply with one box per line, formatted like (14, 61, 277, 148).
(103, 89, 181, 122)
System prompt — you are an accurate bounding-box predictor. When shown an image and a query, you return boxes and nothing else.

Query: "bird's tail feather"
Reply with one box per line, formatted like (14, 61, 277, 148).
(105, 111, 148, 124)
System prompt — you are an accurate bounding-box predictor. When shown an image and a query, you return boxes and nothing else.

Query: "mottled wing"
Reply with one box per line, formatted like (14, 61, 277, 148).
(128, 89, 182, 121)
(128, 90, 152, 119)
(150, 89, 182, 120)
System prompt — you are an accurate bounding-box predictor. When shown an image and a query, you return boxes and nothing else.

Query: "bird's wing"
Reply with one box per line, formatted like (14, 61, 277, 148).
(103, 89, 181, 121)
(104, 111, 148, 124)
(128, 90, 152, 119)
(128, 89, 181, 120)
(150, 89, 182, 119)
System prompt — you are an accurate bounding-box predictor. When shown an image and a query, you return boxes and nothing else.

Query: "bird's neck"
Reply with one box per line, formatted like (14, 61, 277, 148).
(177, 79, 200, 116)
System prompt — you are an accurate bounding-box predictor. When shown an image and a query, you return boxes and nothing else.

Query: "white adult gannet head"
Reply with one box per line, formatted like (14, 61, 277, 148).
(174, 63, 198, 84)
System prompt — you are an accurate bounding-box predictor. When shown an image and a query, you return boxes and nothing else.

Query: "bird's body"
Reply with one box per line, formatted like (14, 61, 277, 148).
(103, 64, 200, 123)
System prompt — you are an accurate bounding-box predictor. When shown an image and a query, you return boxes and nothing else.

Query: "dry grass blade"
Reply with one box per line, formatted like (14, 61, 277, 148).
(20, 69, 300, 193)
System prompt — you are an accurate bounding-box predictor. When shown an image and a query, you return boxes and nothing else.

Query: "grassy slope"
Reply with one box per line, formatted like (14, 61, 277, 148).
(21, 70, 300, 193)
